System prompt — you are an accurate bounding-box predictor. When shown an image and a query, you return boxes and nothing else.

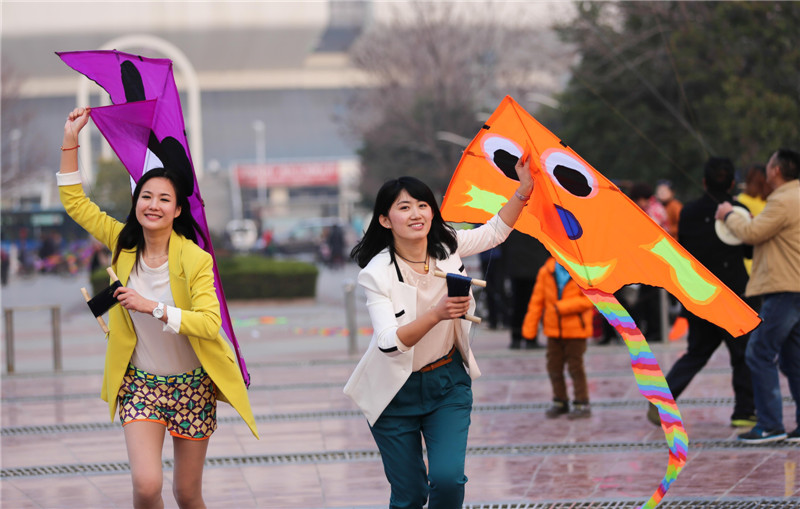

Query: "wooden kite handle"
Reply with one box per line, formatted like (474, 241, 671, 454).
(81, 287, 110, 334)
(433, 270, 487, 288)
(106, 267, 119, 282)
(432, 270, 483, 324)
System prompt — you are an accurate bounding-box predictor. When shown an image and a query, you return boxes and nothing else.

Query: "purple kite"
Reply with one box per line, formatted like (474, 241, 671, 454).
(57, 49, 251, 386)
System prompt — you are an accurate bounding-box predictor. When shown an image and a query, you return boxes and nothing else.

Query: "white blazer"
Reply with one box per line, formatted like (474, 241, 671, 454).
(343, 215, 513, 425)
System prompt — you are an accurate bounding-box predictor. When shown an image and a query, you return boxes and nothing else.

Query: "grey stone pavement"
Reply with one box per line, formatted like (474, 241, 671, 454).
(1, 264, 798, 508)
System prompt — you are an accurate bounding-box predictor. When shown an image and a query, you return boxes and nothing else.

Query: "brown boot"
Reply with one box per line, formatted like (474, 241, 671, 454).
(545, 400, 569, 418)
(567, 402, 592, 420)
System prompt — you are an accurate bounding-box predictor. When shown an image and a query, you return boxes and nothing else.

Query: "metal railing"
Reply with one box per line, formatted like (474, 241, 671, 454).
(3, 305, 62, 373)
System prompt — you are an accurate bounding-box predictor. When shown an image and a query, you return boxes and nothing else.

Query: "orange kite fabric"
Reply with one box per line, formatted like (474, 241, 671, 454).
(441, 96, 759, 338)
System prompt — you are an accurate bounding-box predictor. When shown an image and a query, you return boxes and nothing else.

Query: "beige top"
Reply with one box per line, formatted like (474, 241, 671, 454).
(726, 179, 800, 297)
(127, 259, 201, 375)
(397, 258, 456, 371)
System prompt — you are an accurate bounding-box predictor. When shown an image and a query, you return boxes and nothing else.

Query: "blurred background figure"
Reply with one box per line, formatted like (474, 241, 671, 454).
(628, 181, 668, 341)
(736, 163, 769, 275)
(522, 257, 595, 419)
(503, 231, 550, 349)
(479, 244, 507, 330)
(655, 179, 682, 239)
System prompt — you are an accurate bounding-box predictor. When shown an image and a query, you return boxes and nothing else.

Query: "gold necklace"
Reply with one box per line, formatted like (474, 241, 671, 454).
(395, 252, 429, 272)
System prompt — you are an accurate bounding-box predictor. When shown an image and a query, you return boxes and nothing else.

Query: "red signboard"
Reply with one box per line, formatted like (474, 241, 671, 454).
(235, 161, 339, 188)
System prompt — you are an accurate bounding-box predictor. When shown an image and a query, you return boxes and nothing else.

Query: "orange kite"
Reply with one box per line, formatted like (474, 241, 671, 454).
(441, 96, 760, 508)
(441, 96, 759, 337)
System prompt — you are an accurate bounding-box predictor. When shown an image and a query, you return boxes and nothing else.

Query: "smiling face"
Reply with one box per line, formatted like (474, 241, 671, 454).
(379, 189, 433, 245)
(135, 177, 182, 233)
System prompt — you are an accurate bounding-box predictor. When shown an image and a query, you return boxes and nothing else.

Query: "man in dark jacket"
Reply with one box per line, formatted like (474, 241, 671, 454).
(648, 157, 756, 428)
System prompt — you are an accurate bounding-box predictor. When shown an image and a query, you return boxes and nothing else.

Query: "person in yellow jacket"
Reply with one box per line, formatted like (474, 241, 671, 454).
(59, 107, 258, 508)
(522, 257, 595, 419)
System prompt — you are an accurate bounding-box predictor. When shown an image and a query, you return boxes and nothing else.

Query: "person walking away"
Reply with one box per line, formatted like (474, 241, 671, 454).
(716, 148, 800, 443)
(648, 157, 755, 428)
(344, 155, 533, 508)
(521, 257, 595, 419)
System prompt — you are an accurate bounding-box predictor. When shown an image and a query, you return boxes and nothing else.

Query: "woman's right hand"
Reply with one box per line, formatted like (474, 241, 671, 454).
(63, 107, 91, 146)
(432, 295, 471, 321)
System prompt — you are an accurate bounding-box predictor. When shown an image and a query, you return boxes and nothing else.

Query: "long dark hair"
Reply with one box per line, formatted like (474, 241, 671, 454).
(112, 167, 205, 266)
(350, 176, 457, 268)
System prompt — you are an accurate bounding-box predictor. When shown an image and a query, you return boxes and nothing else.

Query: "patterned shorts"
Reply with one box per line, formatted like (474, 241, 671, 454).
(118, 364, 217, 440)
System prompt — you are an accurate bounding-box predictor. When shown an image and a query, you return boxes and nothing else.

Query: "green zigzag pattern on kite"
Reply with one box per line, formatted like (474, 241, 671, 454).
(465, 185, 507, 215)
(648, 238, 718, 303)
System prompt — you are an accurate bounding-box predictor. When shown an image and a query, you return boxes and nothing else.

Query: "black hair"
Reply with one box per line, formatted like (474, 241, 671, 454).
(112, 167, 206, 267)
(350, 176, 457, 269)
(703, 157, 735, 196)
(773, 148, 800, 181)
(628, 182, 653, 202)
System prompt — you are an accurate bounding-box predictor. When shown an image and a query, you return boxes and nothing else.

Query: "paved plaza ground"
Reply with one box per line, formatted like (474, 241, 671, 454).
(1, 269, 798, 508)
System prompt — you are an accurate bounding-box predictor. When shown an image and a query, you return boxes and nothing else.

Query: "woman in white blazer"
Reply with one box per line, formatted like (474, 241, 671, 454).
(344, 157, 533, 508)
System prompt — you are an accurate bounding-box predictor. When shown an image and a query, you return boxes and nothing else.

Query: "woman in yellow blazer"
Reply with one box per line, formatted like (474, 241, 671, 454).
(59, 107, 257, 508)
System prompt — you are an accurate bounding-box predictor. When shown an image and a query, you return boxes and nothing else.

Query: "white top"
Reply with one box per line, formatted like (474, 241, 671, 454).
(127, 259, 200, 375)
(344, 214, 515, 425)
(396, 258, 455, 371)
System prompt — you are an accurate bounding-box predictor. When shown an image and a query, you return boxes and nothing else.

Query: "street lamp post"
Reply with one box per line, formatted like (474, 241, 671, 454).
(252, 120, 267, 205)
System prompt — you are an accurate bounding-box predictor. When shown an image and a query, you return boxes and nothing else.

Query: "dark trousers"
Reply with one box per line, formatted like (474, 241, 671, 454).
(664, 312, 754, 418)
(481, 259, 507, 328)
(369, 348, 472, 509)
(510, 277, 536, 343)
(546, 337, 589, 402)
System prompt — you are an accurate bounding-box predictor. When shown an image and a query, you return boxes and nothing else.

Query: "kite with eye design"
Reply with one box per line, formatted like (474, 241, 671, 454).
(441, 96, 760, 508)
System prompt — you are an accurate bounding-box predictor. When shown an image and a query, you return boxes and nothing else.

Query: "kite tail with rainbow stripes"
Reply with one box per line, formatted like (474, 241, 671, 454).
(583, 288, 688, 509)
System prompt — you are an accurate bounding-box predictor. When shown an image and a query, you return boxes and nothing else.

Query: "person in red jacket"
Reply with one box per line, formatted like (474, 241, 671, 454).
(522, 257, 595, 419)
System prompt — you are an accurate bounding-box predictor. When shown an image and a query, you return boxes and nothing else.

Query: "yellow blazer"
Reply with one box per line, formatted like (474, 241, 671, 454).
(60, 182, 258, 438)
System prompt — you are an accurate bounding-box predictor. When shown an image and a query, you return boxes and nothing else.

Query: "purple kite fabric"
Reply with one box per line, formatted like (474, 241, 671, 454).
(57, 49, 250, 386)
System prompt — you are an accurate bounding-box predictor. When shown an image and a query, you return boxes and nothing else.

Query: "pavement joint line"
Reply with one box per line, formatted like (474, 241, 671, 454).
(3, 397, 796, 436)
(0, 342, 691, 378)
(0, 367, 751, 402)
(2, 440, 796, 479)
(241, 502, 800, 509)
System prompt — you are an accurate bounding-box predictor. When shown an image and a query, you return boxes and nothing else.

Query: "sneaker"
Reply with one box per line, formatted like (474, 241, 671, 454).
(737, 426, 787, 444)
(786, 427, 800, 443)
(646, 402, 661, 426)
(545, 400, 569, 419)
(730, 415, 758, 428)
(567, 403, 591, 420)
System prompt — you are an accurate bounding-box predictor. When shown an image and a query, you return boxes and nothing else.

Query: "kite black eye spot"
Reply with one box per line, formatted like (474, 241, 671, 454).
(492, 150, 520, 181)
(553, 164, 592, 197)
(481, 134, 523, 181)
(542, 149, 599, 199)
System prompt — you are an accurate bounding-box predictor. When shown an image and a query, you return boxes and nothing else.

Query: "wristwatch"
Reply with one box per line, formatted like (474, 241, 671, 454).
(152, 302, 165, 319)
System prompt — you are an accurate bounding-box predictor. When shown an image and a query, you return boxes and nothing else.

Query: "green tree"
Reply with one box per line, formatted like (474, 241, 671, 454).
(548, 1, 800, 195)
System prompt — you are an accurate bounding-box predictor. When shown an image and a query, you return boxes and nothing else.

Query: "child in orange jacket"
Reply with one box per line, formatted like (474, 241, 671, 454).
(522, 257, 595, 419)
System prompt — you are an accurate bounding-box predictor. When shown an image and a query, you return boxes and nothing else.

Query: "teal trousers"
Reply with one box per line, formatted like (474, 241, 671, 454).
(369, 348, 472, 509)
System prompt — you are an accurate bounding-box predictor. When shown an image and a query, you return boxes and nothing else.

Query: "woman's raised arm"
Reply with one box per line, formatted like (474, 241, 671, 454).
(59, 107, 91, 174)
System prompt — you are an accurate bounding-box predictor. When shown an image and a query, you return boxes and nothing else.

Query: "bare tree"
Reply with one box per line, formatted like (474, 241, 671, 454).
(344, 1, 573, 198)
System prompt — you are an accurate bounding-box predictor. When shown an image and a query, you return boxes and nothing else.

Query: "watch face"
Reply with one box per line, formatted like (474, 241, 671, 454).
(153, 304, 164, 318)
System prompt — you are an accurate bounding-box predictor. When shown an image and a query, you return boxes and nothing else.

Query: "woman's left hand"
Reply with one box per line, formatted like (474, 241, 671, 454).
(514, 151, 534, 197)
(113, 286, 154, 314)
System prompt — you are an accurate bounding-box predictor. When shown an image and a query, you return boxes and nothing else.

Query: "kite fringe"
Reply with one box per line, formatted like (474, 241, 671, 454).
(583, 287, 688, 509)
